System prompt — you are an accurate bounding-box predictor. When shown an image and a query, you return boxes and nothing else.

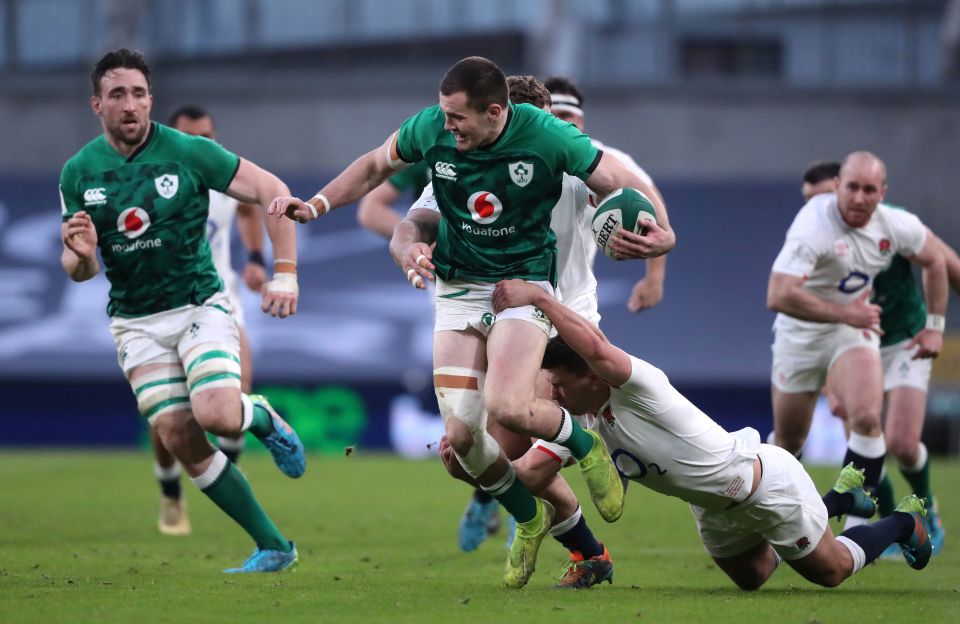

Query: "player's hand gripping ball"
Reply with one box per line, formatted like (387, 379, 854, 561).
(591, 188, 657, 260)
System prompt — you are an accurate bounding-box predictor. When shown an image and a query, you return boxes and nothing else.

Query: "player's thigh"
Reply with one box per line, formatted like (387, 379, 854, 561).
(770, 387, 818, 450)
(237, 322, 253, 393)
(433, 328, 486, 370)
(711, 540, 779, 591)
(514, 443, 566, 492)
(484, 319, 548, 415)
(177, 298, 242, 401)
(829, 345, 883, 431)
(783, 527, 849, 588)
(487, 418, 532, 460)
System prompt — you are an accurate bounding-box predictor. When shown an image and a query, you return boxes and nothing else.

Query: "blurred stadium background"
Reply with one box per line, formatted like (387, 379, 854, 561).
(1, 0, 959, 459)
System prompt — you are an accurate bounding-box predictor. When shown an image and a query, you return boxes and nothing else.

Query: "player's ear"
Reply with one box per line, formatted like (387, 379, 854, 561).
(487, 102, 503, 121)
(90, 95, 101, 115)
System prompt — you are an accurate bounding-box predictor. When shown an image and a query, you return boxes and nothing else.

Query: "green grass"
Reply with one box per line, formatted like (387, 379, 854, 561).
(0, 451, 957, 623)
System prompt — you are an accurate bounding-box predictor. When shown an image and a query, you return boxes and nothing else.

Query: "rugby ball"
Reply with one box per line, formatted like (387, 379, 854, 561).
(591, 188, 657, 260)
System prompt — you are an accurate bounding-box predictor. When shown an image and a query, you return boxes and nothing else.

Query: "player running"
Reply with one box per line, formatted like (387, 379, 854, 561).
(60, 49, 304, 572)
(270, 57, 675, 588)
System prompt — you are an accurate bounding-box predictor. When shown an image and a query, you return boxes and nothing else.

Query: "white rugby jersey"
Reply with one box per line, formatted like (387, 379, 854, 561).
(583, 140, 654, 267)
(595, 355, 759, 511)
(771, 193, 927, 337)
(411, 176, 599, 321)
(206, 190, 240, 292)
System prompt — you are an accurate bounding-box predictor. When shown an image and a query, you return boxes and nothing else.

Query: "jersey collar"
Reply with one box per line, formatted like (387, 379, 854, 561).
(479, 104, 513, 152)
(124, 121, 157, 163)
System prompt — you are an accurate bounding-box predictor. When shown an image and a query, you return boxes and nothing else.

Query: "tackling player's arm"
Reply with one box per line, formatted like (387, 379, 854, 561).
(766, 272, 882, 332)
(926, 228, 960, 293)
(584, 152, 675, 258)
(269, 132, 404, 224)
(61, 213, 100, 282)
(492, 279, 633, 387)
(226, 158, 298, 318)
(357, 181, 403, 240)
(235, 201, 267, 292)
(906, 233, 949, 358)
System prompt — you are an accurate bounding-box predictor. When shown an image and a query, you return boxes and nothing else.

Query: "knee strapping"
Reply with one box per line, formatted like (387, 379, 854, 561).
(131, 365, 190, 424)
(434, 367, 499, 476)
(183, 344, 242, 398)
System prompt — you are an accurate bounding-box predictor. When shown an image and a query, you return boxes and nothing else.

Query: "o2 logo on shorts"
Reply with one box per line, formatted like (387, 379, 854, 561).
(837, 271, 869, 294)
(467, 191, 503, 224)
(117, 207, 151, 239)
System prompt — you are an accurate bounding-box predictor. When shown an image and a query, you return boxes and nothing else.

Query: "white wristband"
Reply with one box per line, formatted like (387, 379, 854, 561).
(926, 314, 945, 332)
(267, 272, 299, 295)
(310, 193, 331, 217)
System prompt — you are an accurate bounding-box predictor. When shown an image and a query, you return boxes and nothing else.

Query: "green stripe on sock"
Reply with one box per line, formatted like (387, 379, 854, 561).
(144, 396, 190, 419)
(185, 350, 240, 375)
(134, 377, 187, 397)
(189, 372, 241, 392)
(200, 462, 289, 551)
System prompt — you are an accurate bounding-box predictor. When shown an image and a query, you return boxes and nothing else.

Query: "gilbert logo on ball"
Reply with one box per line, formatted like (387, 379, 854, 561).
(117, 207, 152, 239)
(467, 191, 503, 225)
(591, 188, 656, 260)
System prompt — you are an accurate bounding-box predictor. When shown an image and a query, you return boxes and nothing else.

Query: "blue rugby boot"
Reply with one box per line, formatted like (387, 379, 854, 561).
(459, 496, 500, 552)
(895, 495, 931, 570)
(224, 541, 298, 573)
(832, 463, 878, 519)
(250, 394, 306, 478)
(925, 498, 944, 555)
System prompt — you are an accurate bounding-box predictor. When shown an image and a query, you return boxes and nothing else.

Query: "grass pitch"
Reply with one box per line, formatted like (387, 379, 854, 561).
(1, 451, 957, 623)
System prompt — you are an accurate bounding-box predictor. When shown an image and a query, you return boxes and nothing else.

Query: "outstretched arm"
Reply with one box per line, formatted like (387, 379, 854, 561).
(492, 279, 633, 387)
(269, 132, 405, 224)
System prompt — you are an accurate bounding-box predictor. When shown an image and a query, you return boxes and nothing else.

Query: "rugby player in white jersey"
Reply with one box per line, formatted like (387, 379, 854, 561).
(148, 105, 270, 535)
(271, 57, 674, 588)
(767, 152, 948, 513)
(491, 277, 934, 589)
(544, 76, 665, 313)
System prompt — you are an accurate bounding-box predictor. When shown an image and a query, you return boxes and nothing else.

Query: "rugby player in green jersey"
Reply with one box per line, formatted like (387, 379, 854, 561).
(60, 49, 304, 573)
(805, 162, 960, 555)
(270, 57, 675, 587)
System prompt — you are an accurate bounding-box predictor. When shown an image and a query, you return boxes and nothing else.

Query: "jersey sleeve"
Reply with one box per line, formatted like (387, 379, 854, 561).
(618, 356, 677, 415)
(889, 209, 927, 258)
(771, 207, 823, 277)
(396, 106, 442, 165)
(409, 182, 439, 214)
(389, 160, 429, 193)
(58, 160, 83, 220)
(180, 135, 241, 193)
(539, 112, 600, 180)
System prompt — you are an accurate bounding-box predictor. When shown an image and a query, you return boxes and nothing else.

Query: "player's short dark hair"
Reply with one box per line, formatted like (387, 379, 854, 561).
(91, 48, 151, 96)
(543, 75, 585, 108)
(440, 56, 508, 112)
(506, 75, 551, 109)
(802, 160, 841, 185)
(168, 105, 211, 127)
(542, 337, 591, 376)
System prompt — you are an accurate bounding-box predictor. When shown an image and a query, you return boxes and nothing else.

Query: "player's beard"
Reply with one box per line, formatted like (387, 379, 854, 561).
(109, 116, 148, 147)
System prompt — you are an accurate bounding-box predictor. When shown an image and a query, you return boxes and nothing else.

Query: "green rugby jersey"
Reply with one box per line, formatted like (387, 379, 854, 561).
(396, 103, 600, 284)
(60, 122, 240, 318)
(871, 203, 926, 347)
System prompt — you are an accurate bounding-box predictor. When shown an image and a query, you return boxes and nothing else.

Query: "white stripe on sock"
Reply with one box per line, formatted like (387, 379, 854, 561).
(900, 442, 928, 474)
(848, 432, 886, 458)
(549, 506, 582, 537)
(240, 393, 254, 433)
(551, 408, 573, 444)
(190, 451, 229, 490)
(154, 462, 181, 481)
(482, 464, 516, 497)
(216, 435, 246, 451)
(836, 535, 866, 574)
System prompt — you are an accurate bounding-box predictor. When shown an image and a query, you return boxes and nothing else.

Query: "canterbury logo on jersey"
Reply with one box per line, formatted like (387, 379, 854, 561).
(434, 162, 457, 180)
(83, 188, 107, 206)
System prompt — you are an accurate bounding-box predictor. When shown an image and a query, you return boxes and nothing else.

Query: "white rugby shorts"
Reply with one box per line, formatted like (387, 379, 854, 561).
(881, 338, 932, 392)
(434, 278, 554, 336)
(690, 444, 828, 561)
(771, 324, 880, 393)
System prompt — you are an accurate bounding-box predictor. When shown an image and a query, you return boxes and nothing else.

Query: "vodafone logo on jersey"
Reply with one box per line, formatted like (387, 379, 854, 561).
(467, 191, 503, 225)
(117, 207, 151, 239)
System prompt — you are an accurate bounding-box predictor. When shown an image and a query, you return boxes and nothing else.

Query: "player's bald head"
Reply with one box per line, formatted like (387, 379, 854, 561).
(840, 151, 886, 186)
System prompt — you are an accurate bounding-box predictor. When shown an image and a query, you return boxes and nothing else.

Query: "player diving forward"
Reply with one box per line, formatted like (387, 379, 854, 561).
(492, 278, 933, 590)
(270, 57, 675, 588)
(60, 49, 305, 572)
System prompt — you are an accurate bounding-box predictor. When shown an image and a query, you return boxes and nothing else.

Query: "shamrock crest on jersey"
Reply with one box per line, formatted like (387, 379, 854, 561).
(508, 161, 533, 187)
(154, 173, 179, 199)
